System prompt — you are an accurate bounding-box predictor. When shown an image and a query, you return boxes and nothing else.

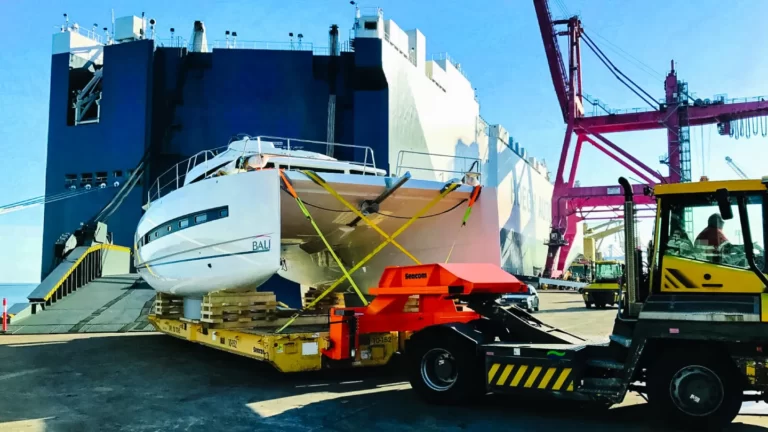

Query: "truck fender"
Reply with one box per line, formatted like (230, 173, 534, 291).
(404, 322, 484, 355)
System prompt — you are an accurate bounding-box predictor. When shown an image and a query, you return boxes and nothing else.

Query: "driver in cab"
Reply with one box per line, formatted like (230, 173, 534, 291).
(695, 213, 729, 261)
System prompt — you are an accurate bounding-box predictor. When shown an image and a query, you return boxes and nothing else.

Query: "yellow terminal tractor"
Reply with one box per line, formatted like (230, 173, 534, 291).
(405, 176, 768, 428)
(581, 260, 622, 308)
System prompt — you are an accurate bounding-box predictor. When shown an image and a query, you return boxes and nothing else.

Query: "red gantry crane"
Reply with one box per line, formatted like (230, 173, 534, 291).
(534, 0, 768, 277)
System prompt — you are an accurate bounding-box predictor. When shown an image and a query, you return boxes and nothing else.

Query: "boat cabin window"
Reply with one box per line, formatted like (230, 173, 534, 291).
(312, 168, 346, 174)
(349, 168, 375, 176)
(142, 206, 229, 246)
(270, 163, 345, 174)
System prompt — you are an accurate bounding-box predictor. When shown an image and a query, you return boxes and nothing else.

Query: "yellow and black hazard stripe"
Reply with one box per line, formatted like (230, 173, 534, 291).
(486, 363, 575, 392)
(663, 268, 696, 290)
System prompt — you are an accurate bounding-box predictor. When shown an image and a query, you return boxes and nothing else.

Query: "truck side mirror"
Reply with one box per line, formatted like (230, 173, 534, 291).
(715, 188, 734, 220)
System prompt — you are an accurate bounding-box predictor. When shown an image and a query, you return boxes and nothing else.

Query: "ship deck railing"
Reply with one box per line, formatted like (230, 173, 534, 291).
(154, 38, 354, 55)
(148, 135, 378, 203)
(58, 24, 104, 44)
(394, 150, 481, 182)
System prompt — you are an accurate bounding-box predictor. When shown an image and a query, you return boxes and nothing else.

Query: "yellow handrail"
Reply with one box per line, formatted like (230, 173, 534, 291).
(41, 244, 130, 301)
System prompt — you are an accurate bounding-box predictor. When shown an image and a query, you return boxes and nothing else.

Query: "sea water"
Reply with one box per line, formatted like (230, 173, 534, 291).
(0, 283, 36, 306)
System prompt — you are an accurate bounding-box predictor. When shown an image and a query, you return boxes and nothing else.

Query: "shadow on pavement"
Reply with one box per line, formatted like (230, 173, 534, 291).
(0, 333, 764, 432)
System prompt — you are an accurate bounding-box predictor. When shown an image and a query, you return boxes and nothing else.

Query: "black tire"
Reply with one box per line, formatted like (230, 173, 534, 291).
(585, 302, 592, 309)
(407, 329, 485, 405)
(534, 306, 539, 312)
(648, 349, 742, 430)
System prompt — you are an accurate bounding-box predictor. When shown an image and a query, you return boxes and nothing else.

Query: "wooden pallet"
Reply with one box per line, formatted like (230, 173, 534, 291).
(154, 292, 184, 318)
(202, 291, 277, 307)
(303, 289, 345, 314)
(201, 291, 278, 328)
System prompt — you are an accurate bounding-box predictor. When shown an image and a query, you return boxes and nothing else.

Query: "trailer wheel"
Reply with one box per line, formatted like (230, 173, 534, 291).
(648, 350, 741, 429)
(407, 330, 484, 405)
(585, 302, 592, 309)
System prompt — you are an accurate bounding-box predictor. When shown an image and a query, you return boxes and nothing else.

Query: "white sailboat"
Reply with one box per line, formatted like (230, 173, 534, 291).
(134, 136, 500, 313)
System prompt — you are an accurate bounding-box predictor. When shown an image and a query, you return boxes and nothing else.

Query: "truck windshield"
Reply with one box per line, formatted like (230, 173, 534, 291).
(595, 263, 622, 282)
(663, 192, 765, 270)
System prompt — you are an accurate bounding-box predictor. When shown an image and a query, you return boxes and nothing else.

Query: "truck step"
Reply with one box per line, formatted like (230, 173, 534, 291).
(609, 334, 632, 348)
(581, 377, 624, 390)
(586, 359, 626, 370)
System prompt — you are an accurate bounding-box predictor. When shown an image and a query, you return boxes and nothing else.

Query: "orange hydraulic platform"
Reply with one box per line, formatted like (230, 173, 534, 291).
(324, 262, 525, 361)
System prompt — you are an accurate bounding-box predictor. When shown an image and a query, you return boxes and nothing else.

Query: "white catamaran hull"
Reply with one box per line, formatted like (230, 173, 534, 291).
(135, 169, 500, 297)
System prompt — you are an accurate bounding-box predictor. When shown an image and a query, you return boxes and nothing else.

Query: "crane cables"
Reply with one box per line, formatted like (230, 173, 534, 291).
(0, 185, 106, 216)
(580, 31, 658, 110)
(728, 116, 768, 140)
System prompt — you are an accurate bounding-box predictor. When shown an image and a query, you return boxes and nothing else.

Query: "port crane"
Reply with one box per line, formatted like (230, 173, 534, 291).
(725, 156, 750, 179)
(534, 0, 768, 277)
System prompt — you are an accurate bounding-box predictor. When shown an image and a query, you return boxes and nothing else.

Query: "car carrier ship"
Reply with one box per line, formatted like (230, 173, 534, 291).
(33, 6, 581, 309)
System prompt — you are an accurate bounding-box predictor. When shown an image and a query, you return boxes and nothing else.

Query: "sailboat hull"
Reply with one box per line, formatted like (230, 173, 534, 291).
(135, 169, 500, 297)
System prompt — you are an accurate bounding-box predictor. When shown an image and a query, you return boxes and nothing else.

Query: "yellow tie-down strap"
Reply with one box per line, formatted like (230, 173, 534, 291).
(278, 170, 366, 306)
(276, 170, 464, 333)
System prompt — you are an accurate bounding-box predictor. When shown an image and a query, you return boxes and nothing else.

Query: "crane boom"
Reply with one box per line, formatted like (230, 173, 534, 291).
(724, 156, 750, 179)
(533, 0, 569, 121)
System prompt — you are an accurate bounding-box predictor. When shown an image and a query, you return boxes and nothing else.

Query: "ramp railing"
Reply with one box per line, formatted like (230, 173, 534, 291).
(27, 244, 130, 313)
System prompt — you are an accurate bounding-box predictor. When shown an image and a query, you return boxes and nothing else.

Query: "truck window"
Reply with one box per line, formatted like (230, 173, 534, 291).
(663, 194, 764, 270)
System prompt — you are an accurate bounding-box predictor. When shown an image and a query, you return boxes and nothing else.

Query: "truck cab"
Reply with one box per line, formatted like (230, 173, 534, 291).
(581, 260, 622, 308)
(407, 176, 768, 429)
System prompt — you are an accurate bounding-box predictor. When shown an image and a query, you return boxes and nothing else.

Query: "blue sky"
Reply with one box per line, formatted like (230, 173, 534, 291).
(1, 0, 768, 282)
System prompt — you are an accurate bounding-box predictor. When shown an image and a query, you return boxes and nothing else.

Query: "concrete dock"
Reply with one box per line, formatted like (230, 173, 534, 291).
(1, 292, 766, 431)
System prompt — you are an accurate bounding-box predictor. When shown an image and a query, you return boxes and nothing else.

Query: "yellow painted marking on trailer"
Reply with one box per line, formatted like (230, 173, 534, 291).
(510, 364, 528, 387)
(552, 368, 572, 390)
(538, 367, 557, 389)
(496, 364, 514, 386)
(487, 364, 500, 384)
(567, 381, 574, 391)
(524, 366, 542, 388)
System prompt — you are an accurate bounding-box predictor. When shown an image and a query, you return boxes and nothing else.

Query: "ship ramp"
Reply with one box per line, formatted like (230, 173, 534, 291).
(5, 244, 156, 334)
(6, 275, 155, 334)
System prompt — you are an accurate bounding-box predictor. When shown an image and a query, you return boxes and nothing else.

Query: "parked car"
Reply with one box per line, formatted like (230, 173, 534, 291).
(499, 284, 540, 312)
